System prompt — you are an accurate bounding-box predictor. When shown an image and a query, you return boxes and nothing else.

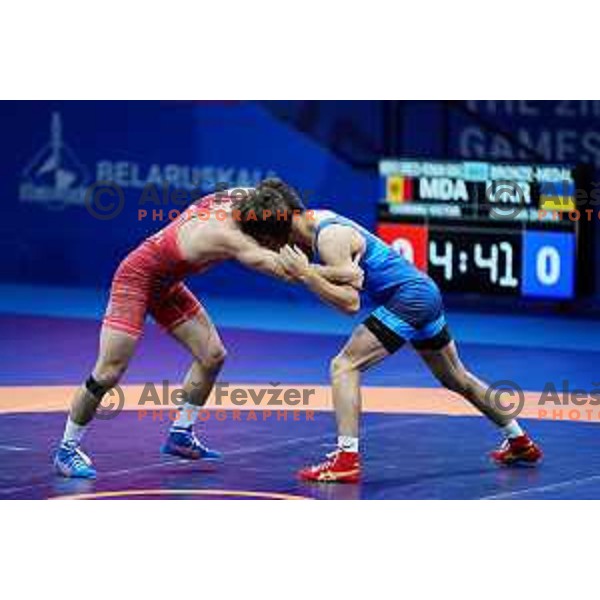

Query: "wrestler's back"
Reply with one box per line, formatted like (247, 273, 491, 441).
(147, 193, 241, 279)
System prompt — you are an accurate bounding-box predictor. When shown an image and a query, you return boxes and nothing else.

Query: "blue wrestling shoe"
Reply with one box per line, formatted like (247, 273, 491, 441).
(161, 426, 222, 460)
(54, 441, 97, 479)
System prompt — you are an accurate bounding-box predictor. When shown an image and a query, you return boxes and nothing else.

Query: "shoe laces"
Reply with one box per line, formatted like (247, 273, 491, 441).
(173, 427, 197, 443)
(187, 430, 209, 451)
(63, 444, 89, 469)
(312, 449, 340, 470)
(500, 437, 527, 452)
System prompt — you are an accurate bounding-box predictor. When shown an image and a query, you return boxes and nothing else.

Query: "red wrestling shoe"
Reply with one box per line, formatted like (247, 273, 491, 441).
(298, 450, 361, 483)
(490, 435, 542, 466)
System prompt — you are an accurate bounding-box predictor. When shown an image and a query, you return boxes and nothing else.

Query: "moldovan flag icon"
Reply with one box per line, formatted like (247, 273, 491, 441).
(386, 176, 413, 203)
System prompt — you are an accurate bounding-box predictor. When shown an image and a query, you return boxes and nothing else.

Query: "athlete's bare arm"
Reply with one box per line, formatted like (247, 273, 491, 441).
(280, 225, 365, 314)
(176, 207, 290, 280)
(312, 263, 364, 289)
(226, 230, 296, 281)
(218, 221, 363, 286)
(179, 205, 363, 285)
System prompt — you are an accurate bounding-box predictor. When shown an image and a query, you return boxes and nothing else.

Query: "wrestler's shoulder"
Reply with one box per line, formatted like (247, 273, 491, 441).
(186, 213, 242, 247)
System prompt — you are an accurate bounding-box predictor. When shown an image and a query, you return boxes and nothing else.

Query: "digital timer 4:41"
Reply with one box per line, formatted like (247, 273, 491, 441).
(377, 223, 575, 299)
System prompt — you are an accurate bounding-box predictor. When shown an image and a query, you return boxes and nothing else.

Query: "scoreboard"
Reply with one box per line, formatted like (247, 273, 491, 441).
(377, 159, 580, 300)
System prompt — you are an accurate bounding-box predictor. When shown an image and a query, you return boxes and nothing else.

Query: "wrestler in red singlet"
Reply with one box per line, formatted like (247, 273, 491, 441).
(104, 193, 234, 338)
(53, 179, 362, 478)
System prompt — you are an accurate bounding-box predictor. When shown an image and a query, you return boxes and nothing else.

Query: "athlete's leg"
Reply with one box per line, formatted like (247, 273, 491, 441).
(152, 284, 225, 459)
(414, 334, 542, 465)
(54, 325, 139, 478)
(55, 251, 149, 477)
(152, 284, 226, 414)
(298, 324, 390, 483)
(169, 309, 227, 413)
(330, 324, 389, 439)
(415, 339, 512, 426)
(385, 277, 526, 429)
(70, 326, 137, 426)
(67, 261, 148, 432)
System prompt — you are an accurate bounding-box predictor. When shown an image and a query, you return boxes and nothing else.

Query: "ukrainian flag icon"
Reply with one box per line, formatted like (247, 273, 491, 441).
(539, 181, 576, 212)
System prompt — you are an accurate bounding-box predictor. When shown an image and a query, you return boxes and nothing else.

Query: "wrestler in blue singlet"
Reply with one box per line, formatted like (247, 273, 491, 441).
(313, 213, 451, 352)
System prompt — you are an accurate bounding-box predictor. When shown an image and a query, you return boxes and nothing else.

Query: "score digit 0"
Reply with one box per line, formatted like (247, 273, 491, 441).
(536, 245, 561, 286)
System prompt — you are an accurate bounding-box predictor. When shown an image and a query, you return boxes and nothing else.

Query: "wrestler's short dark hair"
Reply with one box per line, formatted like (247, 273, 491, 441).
(257, 178, 305, 213)
(237, 178, 304, 247)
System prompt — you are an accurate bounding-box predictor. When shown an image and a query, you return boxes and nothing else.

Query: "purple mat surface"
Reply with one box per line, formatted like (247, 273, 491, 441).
(0, 314, 597, 390)
(1, 411, 600, 499)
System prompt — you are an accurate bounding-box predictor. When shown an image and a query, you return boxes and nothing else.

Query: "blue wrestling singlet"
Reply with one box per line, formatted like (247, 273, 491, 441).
(313, 213, 451, 352)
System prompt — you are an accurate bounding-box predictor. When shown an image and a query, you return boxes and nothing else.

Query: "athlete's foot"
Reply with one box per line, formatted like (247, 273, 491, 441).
(161, 426, 222, 460)
(54, 441, 97, 479)
(298, 450, 361, 483)
(490, 434, 543, 466)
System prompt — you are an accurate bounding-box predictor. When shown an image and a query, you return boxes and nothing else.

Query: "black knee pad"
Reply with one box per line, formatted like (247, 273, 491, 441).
(85, 375, 110, 400)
